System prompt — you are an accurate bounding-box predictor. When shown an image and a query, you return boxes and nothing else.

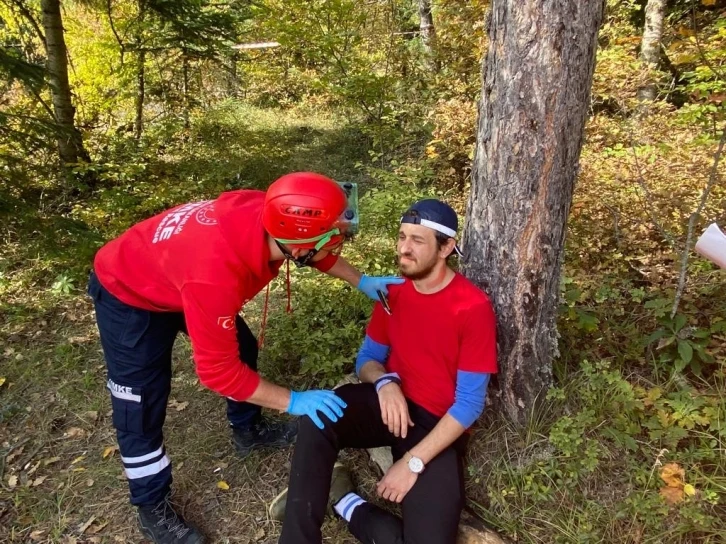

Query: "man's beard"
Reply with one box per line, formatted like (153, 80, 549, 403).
(397, 254, 437, 281)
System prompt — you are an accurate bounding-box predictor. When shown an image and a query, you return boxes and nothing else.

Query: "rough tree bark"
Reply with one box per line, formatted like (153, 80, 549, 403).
(418, 0, 439, 73)
(40, 0, 90, 163)
(637, 0, 666, 102)
(182, 49, 190, 129)
(134, 48, 145, 140)
(462, 0, 605, 424)
(133, 0, 146, 140)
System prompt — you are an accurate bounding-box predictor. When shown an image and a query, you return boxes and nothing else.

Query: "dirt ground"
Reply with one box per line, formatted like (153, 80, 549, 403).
(0, 296, 395, 544)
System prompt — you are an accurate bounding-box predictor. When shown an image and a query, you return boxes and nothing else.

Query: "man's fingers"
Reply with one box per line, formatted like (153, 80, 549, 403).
(309, 413, 325, 430)
(318, 404, 339, 424)
(392, 408, 401, 437)
(329, 394, 347, 410)
(323, 397, 345, 418)
(387, 405, 396, 435)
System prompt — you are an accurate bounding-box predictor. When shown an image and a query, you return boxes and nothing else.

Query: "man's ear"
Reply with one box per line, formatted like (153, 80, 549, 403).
(441, 237, 456, 258)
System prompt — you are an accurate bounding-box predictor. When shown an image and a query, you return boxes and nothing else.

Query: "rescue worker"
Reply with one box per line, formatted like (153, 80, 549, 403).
(87, 172, 403, 543)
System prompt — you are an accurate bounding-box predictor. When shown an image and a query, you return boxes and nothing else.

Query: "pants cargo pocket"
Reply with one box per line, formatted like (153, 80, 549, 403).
(107, 379, 145, 434)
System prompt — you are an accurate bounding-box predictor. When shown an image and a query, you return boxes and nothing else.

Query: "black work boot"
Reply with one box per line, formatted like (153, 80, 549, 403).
(231, 417, 298, 458)
(137, 493, 206, 544)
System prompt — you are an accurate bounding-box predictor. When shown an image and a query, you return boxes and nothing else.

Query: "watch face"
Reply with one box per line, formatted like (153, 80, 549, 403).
(408, 456, 424, 473)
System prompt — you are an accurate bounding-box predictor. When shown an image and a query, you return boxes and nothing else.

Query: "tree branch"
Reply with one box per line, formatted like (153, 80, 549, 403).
(627, 126, 676, 247)
(671, 126, 726, 319)
(107, 0, 126, 63)
(691, 0, 725, 82)
(8, 0, 46, 48)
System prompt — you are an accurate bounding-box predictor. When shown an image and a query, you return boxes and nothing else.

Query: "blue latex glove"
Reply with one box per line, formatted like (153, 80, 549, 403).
(357, 275, 405, 300)
(287, 390, 348, 429)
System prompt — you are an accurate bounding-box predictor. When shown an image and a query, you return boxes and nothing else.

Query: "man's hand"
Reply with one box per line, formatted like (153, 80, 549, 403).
(377, 458, 418, 503)
(378, 382, 414, 438)
(357, 275, 405, 300)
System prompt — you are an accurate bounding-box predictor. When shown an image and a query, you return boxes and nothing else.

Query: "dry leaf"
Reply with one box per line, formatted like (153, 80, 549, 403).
(32, 476, 47, 487)
(79, 515, 96, 534)
(702, 0, 716, 6)
(84, 411, 99, 421)
(65, 427, 86, 439)
(27, 460, 41, 476)
(660, 463, 685, 488)
(86, 478, 94, 487)
(8, 474, 18, 488)
(683, 484, 696, 496)
(217, 480, 230, 490)
(71, 455, 86, 465)
(62, 536, 78, 544)
(88, 521, 108, 534)
(44, 456, 61, 466)
(7, 446, 24, 463)
(254, 527, 266, 541)
(29, 530, 45, 541)
(102, 445, 118, 459)
(660, 485, 684, 505)
(0, 377, 6, 387)
(169, 399, 189, 411)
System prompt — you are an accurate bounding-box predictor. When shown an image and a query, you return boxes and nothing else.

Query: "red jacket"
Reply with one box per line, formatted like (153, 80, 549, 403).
(94, 190, 338, 400)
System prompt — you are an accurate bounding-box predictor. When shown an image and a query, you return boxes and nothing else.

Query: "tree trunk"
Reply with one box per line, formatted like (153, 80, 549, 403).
(418, 0, 439, 73)
(133, 0, 145, 141)
(463, 0, 605, 424)
(226, 54, 240, 99)
(182, 50, 190, 129)
(134, 48, 145, 140)
(40, 0, 89, 164)
(637, 0, 666, 102)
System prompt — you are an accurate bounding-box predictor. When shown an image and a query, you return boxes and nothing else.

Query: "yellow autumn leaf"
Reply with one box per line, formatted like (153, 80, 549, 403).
(217, 480, 230, 490)
(660, 463, 685, 488)
(684, 484, 696, 496)
(102, 445, 118, 459)
(702, 0, 716, 6)
(0, 377, 6, 387)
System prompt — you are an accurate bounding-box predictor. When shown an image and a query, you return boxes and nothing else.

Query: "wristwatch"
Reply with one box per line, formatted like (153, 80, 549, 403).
(404, 452, 425, 474)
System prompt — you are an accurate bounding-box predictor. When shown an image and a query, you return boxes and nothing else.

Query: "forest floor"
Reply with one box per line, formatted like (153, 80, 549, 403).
(1, 103, 725, 543)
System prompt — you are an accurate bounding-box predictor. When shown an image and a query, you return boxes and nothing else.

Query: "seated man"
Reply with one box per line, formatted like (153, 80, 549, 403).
(271, 198, 497, 544)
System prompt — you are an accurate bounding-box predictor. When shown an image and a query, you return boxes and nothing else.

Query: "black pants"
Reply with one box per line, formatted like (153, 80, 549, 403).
(279, 384, 467, 544)
(87, 272, 260, 506)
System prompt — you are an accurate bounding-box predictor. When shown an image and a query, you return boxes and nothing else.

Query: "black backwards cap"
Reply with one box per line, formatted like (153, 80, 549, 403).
(400, 199, 463, 257)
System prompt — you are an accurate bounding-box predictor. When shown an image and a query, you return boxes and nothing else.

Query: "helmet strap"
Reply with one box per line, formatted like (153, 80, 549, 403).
(274, 228, 340, 268)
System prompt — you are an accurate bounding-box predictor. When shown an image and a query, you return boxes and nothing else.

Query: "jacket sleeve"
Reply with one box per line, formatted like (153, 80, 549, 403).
(310, 252, 339, 273)
(180, 281, 260, 401)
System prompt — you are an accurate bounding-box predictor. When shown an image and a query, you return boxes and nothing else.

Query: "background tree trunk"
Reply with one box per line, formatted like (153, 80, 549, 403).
(133, 0, 145, 140)
(418, 0, 439, 73)
(226, 53, 240, 98)
(637, 0, 666, 102)
(134, 48, 145, 140)
(462, 0, 605, 424)
(182, 50, 190, 129)
(40, 0, 89, 163)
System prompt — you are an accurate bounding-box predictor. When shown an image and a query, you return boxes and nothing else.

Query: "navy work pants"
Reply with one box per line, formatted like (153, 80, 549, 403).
(88, 272, 259, 506)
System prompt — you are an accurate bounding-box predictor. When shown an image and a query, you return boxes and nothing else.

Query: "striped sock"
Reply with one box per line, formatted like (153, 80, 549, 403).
(333, 492, 366, 522)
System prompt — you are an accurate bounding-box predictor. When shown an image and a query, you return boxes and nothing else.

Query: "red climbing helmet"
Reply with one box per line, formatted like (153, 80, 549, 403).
(262, 172, 352, 250)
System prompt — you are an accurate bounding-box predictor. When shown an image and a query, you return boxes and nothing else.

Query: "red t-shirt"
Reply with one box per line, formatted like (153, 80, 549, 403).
(93, 190, 338, 401)
(366, 273, 497, 418)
